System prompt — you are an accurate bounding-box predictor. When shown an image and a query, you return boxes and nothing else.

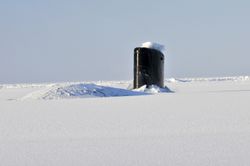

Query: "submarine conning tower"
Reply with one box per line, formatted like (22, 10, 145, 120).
(133, 42, 165, 89)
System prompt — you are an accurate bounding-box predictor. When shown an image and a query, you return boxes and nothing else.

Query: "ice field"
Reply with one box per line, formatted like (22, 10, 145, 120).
(1, 76, 250, 166)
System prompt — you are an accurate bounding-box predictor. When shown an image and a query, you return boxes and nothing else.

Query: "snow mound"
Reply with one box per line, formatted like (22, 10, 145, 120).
(141, 42, 165, 53)
(36, 84, 147, 100)
(134, 85, 172, 94)
(19, 83, 172, 100)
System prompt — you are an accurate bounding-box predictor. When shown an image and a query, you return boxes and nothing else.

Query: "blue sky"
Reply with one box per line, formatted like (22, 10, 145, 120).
(1, 0, 250, 83)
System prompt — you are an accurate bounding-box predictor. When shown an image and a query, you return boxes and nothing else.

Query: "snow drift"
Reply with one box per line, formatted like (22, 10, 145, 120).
(20, 83, 171, 100)
(38, 84, 147, 100)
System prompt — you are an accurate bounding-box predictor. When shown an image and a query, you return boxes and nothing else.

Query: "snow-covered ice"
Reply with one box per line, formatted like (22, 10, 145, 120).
(15, 83, 171, 100)
(1, 76, 250, 166)
(21, 83, 146, 100)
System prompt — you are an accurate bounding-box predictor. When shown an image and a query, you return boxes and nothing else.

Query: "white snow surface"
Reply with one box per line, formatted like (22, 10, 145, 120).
(141, 41, 165, 53)
(1, 76, 250, 166)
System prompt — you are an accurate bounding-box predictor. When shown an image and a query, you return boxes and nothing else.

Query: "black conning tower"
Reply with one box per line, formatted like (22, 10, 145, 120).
(134, 47, 164, 89)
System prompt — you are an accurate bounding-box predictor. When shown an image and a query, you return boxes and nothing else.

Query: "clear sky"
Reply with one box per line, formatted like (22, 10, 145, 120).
(1, 0, 250, 83)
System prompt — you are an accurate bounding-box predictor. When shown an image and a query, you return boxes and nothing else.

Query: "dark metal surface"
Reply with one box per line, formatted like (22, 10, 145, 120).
(133, 47, 164, 89)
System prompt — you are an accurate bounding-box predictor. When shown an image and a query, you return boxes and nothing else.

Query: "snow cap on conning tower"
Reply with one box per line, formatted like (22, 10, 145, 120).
(140, 42, 165, 54)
